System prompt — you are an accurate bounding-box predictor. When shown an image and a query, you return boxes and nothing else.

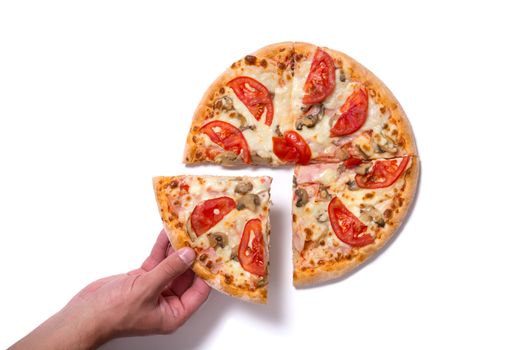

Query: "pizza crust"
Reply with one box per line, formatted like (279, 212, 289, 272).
(153, 176, 269, 303)
(293, 157, 419, 287)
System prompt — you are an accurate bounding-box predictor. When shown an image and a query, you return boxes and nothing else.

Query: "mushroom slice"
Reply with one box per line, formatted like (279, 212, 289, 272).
(317, 186, 331, 201)
(236, 193, 260, 212)
(316, 211, 329, 223)
(235, 181, 253, 194)
(215, 151, 240, 165)
(208, 232, 229, 249)
(295, 188, 309, 207)
(354, 162, 372, 175)
(373, 132, 398, 154)
(360, 205, 385, 227)
(214, 96, 234, 111)
(296, 104, 325, 130)
(334, 147, 350, 161)
(251, 152, 273, 165)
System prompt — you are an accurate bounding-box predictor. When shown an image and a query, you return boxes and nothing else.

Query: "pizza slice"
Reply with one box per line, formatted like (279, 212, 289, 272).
(292, 156, 418, 286)
(284, 42, 417, 164)
(184, 43, 294, 167)
(153, 175, 272, 303)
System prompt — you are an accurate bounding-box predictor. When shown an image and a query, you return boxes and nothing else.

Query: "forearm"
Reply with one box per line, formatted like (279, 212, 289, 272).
(9, 307, 109, 350)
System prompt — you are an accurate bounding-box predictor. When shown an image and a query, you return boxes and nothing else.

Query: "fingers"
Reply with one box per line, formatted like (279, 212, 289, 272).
(141, 230, 170, 272)
(141, 247, 196, 296)
(169, 269, 195, 297)
(179, 276, 211, 316)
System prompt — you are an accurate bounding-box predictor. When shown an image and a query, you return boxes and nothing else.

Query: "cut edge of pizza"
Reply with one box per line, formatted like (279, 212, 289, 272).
(153, 175, 272, 303)
(292, 156, 419, 287)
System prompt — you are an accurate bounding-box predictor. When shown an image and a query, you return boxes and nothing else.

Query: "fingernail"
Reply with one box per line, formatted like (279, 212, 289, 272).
(177, 247, 195, 265)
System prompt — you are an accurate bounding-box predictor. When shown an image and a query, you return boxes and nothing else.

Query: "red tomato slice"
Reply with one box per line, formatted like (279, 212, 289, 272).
(227, 76, 274, 126)
(343, 156, 363, 168)
(355, 156, 409, 189)
(200, 120, 251, 164)
(330, 87, 368, 137)
(303, 48, 336, 104)
(272, 130, 312, 165)
(328, 197, 373, 247)
(238, 218, 266, 276)
(190, 197, 236, 237)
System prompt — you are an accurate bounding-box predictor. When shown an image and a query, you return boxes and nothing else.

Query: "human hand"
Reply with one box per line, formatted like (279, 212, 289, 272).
(10, 231, 211, 350)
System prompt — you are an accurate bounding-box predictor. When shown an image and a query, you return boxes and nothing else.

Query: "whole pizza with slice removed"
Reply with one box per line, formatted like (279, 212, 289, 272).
(159, 42, 418, 297)
(153, 176, 271, 303)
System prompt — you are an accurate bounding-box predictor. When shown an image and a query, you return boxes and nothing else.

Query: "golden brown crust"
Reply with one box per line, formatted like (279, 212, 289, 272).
(322, 46, 418, 157)
(293, 156, 419, 287)
(184, 42, 294, 167)
(153, 176, 268, 303)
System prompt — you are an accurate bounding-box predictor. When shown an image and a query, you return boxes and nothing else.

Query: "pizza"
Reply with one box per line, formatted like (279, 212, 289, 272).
(184, 42, 416, 166)
(153, 175, 272, 303)
(160, 42, 418, 297)
(292, 156, 418, 286)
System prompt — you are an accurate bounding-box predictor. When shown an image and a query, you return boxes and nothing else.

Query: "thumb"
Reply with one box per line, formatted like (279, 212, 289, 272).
(142, 247, 195, 296)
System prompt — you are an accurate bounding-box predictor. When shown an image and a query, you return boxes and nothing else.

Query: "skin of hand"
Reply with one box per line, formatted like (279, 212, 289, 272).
(10, 231, 211, 350)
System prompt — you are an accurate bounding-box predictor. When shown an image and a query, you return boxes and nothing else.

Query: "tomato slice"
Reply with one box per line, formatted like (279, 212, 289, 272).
(328, 197, 373, 247)
(330, 87, 368, 137)
(355, 156, 409, 189)
(238, 218, 266, 276)
(200, 120, 251, 164)
(190, 197, 236, 237)
(272, 130, 312, 165)
(343, 156, 363, 168)
(302, 48, 336, 104)
(227, 76, 274, 126)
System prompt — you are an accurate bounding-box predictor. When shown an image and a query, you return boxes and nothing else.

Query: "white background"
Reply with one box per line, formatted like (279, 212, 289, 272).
(1, 1, 524, 349)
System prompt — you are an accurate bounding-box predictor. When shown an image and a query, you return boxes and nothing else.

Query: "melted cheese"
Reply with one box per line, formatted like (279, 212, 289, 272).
(292, 158, 412, 265)
(158, 175, 272, 288)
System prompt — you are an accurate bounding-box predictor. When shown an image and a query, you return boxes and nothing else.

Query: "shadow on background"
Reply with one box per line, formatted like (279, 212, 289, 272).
(101, 204, 289, 349)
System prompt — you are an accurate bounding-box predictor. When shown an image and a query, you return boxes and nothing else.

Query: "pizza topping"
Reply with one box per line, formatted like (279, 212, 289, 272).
(354, 162, 372, 175)
(295, 188, 309, 207)
(236, 193, 260, 212)
(238, 218, 266, 276)
(339, 69, 346, 82)
(360, 205, 385, 228)
(230, 245, 239, 261)
(251, 152, 273, 164)
(200, 121, 251, 164)
(295, 104, 324, 130)
(190, 196, 236, 236)
(355, 157, 409, 189)
(272, 131, 312, 165)
(303, 48, 336, 104)
(334, 147, 350, 161)
(346, 180, 359, 191)
(343, 157, 363, 168)
(316, 211, 329, 223)
(215, 151, 242, 165)
(227, 76, 274, 126)
(328, 197, 374, 247)
(372, 132, 398, 154)
(234, 181, 253, 194)
(275, 124, 283, 137)
(214, 96, 234, 111)
(207, 231, 229, 249)
(330, 86, 368, 137)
